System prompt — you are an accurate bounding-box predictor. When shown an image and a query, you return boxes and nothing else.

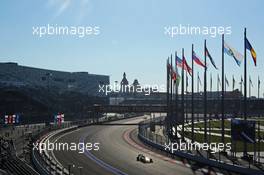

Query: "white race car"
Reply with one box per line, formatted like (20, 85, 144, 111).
(137, 154, 153, 163)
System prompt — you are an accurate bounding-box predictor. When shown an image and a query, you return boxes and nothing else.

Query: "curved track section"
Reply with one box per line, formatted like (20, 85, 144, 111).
(53, 117, 193, 175)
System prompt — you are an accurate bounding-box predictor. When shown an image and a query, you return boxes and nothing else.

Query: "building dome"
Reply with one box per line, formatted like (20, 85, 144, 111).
(132, 79, 139, 86)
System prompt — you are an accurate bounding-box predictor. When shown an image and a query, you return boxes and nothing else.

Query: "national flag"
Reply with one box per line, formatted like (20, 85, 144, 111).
(16, 114, 20, 124)
(217, 74, 221, 87)
(169, 58, 179, 81)
(175, 75, 181, 87)
(224, 42, 243, 66)
(183, 56, 192, 76)
(61, 114, 65, 123)
(249, 76, 253, 87)
(232, 75, 236, 90)
(176, 56, 183, 67)
(177, 55, 192, 76)
(198, 73, 202, 86)
(167, 61, 177, 80)
(225, 76, 229, 87)
(174, 57, 181, 85)
(205, 46, 218, 69)
(193, 51, 205, 68)
(167, 62, 172, 72)
(245, 37, 257, 66)
(5, 115, 8, 124)
(12, 115, 16, 124)
(239, 76, 243, 86)
(8, 115, 12, 124)
(171, 68, 177, 81)
(258, 77, 261, 87)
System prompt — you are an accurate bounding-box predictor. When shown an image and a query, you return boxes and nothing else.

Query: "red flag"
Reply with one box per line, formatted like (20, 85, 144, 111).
(183, 56, 192, 76)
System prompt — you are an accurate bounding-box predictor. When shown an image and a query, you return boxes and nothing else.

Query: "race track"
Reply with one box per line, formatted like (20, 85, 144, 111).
(52, 116, 194, 175)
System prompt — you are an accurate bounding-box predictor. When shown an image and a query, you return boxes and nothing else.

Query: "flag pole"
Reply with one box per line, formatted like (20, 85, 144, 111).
(243, 28, 248, 157)
(240, 76, 243, 118)
(185, 72, 188, 123)
(197, 72, 200, 93)
(221, 34, 225, 150)
(204, 40, 207, 144)
(225, 75, 227, 92)
(197, 72, 200, 122)
(166, 57, 169, 137)
(170, 54, 173, 138)
(241, 76, 243, 94)
(191, 44, 194, 143)
(181, 48, 185, 141)
(233, 75, 235, 91)
(175, 51, 178, 140)
(209, 72, 212, 143)
(258, 76, 260, 99)
(217, 74, 220, 119)
(186, 73, 188, 94)
(257, 76, 260, 163)
(249, 76, 251, 97)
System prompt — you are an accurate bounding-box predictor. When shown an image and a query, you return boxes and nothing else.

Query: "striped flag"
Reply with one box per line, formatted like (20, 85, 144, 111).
(245, 37, 257, 66)
(198, 73, 202, 86)
(224, 41, 243, 66)
(193, 51, 206, 68)
(205, 46, 218, 69)
(177, 55, 192, 76)
(183, 56, 192, 76)
(240, 76, 243, 85)
(232, 75, 236, 90)
(225, 76, 229, 87)
(218, 74, 221, 87)
(176, 56, 183, 67)
(249, 76, 253, 87)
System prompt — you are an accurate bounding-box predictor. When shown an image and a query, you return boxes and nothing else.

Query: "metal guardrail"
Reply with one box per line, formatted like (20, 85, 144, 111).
(138, 120, 264, 175)
(32, 126, 79, 175)
(31, 114, 144, 175)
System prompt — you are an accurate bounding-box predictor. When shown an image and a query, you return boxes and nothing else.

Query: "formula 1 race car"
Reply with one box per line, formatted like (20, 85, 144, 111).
(137, 154, 153, 163)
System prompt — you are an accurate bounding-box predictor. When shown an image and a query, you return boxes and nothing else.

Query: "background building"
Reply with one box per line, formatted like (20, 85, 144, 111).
(0, 62, 109, 96)
(0, 62, 110, 123)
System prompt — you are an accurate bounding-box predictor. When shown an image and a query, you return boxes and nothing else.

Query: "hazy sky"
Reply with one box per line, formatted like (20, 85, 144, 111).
(0, 0, 263, 96)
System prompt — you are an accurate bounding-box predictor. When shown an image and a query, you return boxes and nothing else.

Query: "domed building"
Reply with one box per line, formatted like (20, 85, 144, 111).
(132, 79, 141, 93)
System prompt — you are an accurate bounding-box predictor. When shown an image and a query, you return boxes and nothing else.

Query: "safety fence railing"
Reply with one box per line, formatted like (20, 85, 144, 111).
(138, 119, 264, 175)
(32, 113, 144, 175)
(32, 125, 79, 175)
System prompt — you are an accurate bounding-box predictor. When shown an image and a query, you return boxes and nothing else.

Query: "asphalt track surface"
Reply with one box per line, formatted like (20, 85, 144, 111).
(53, 117, 194, 175)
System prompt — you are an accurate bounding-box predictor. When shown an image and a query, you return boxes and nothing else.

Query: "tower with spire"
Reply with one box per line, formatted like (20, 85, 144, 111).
(120, 72, 129, 92)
